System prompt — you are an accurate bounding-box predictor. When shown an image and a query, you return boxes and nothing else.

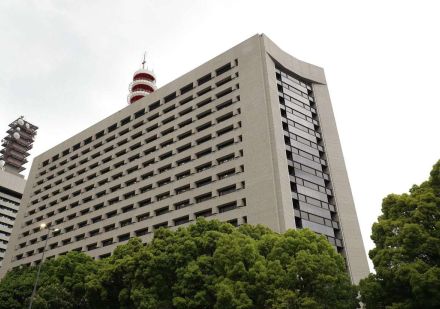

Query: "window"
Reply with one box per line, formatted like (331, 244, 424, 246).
(156, 192, 170, 201)
(218, 168, 234, 182)
(217, 153, 235, 164)
(177, 156, 191, 167)
(196, 148, 212, 158)
(196, 177, 212, 188)
(218, 201, 237, 213)
(149, 101, 160, 111)
(196, 121, 212, 132)
(179, 107, 192, 116)
(75, 234, 85, 241)
(89, 229, 100, 237)
(197, 86, 212, 96)
(134, 108, 145, 119)
(155, 207, 169, 216)
(180, 95, 194, 105)
(195, 208, 212, 218)
(120, 219, 132, 227)
(216, 87, 233, 99)
(158, 164, 172, 173)
(197, 73, 211, 85)
(174, 216, 189, 226)
(153, 222, 168, 230)
(164, 92, 176, 103)
(217, 125, 234, 136)
(104, 224, 115, 232)
(216, 112, 234, 123)
(218, 184, 237, 196)
(216, 75, 232, 87)
(196, 162, 212, 172)
(138, 198, 151, 207)
(106, 210, 117, 218)
(195, 192, 212, 203)
(157, 177, 171, 187)
(177, 143, 192, 153)
(122, 205, 134, 213)
(137, 212, 150, 221)
(135, 227, 149, 237)
(175, 185, 190, 194)
(92, 216, 102, 223)
(174, 199, 190, 210)
(176, 170, 191, 180)
(196, 134, 212, 145)
(217, 139, 234, 150)
(216, 63, 232, 76)
(87, 243, 98, 251)
(102, 238, 113, 247)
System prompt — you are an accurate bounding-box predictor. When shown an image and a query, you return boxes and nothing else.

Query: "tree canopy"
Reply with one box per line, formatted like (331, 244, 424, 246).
(0, 219, 357, 309)
(359, 160, 440, 309)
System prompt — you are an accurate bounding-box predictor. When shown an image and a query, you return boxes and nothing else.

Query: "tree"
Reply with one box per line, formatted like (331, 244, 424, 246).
(0, 219, 357, 308)
(0, 251, 97, 309)
(359, 160, 440, 308)
(87, 219, 357, 308)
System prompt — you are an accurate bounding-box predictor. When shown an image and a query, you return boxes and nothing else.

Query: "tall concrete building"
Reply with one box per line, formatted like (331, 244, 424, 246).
(0, 34, 369, 283)
(0, 117, 37, 268)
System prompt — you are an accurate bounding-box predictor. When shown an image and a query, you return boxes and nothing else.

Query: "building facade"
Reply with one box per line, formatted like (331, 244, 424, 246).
(0, 34, 369, 283)
(0, 170, 26, 268)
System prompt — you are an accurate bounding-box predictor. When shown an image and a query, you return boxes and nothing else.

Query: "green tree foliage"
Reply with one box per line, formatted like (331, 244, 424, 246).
(360, 160, 440, 309)
(87, 220, 357, 309)
(0, 251, 97, 309)
(0, 220, 357, 308)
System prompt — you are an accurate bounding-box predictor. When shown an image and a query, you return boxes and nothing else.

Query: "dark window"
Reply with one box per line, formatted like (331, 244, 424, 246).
(155, 207, 169, 216)
(195, 208, 212, 218)
(216, 63, 232, 76)
(180, 83, 193, 95)
(197, 73, 211, 85)
(174, 216, 189, 226)
(218, 201, 238, 213)
(164, 92, 177, 103)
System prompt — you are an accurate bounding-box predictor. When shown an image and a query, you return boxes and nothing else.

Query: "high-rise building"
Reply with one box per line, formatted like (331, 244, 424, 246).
(0, 117, 37, 268)
(0, 34, 369, 283)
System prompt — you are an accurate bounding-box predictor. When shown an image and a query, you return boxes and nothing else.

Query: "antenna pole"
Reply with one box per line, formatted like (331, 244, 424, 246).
(142, 52, 146, 69)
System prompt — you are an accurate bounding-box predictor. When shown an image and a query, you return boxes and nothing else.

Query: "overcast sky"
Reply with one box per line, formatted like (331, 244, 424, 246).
(1, 0, 439, 270)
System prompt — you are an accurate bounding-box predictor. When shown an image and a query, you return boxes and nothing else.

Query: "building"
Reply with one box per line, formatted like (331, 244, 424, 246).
(0, 117, 37, 268)
(0, 170, 25, 268)
(0, 34, 369, 283)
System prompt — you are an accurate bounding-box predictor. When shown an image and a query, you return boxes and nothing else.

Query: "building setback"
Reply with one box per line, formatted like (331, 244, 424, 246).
(0, 34, 369, 284)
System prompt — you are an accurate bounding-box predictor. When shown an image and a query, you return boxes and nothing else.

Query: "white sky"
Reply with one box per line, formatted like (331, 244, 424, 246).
(1, 1, 439, 271)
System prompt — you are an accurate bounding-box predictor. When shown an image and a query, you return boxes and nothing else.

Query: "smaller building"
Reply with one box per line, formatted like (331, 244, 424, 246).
(0, 170, 25, 267)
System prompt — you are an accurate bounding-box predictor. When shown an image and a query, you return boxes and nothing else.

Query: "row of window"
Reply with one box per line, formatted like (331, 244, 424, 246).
(24, 160, 244, 231)
(20, 149, 244, 241)
(32, 92, 240, 200)
(16, 196, 246, 261)
(26, 127, 243, 227)
(276, 67, 344, 251)
(39, 61, 239, 173)
(29, 102, 241, 208)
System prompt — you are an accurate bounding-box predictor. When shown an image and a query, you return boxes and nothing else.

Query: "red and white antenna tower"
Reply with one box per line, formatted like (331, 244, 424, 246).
(127, 52, 156, 104)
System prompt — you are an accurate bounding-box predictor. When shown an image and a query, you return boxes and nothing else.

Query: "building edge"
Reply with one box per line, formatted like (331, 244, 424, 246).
(259, 34, 370, 284)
